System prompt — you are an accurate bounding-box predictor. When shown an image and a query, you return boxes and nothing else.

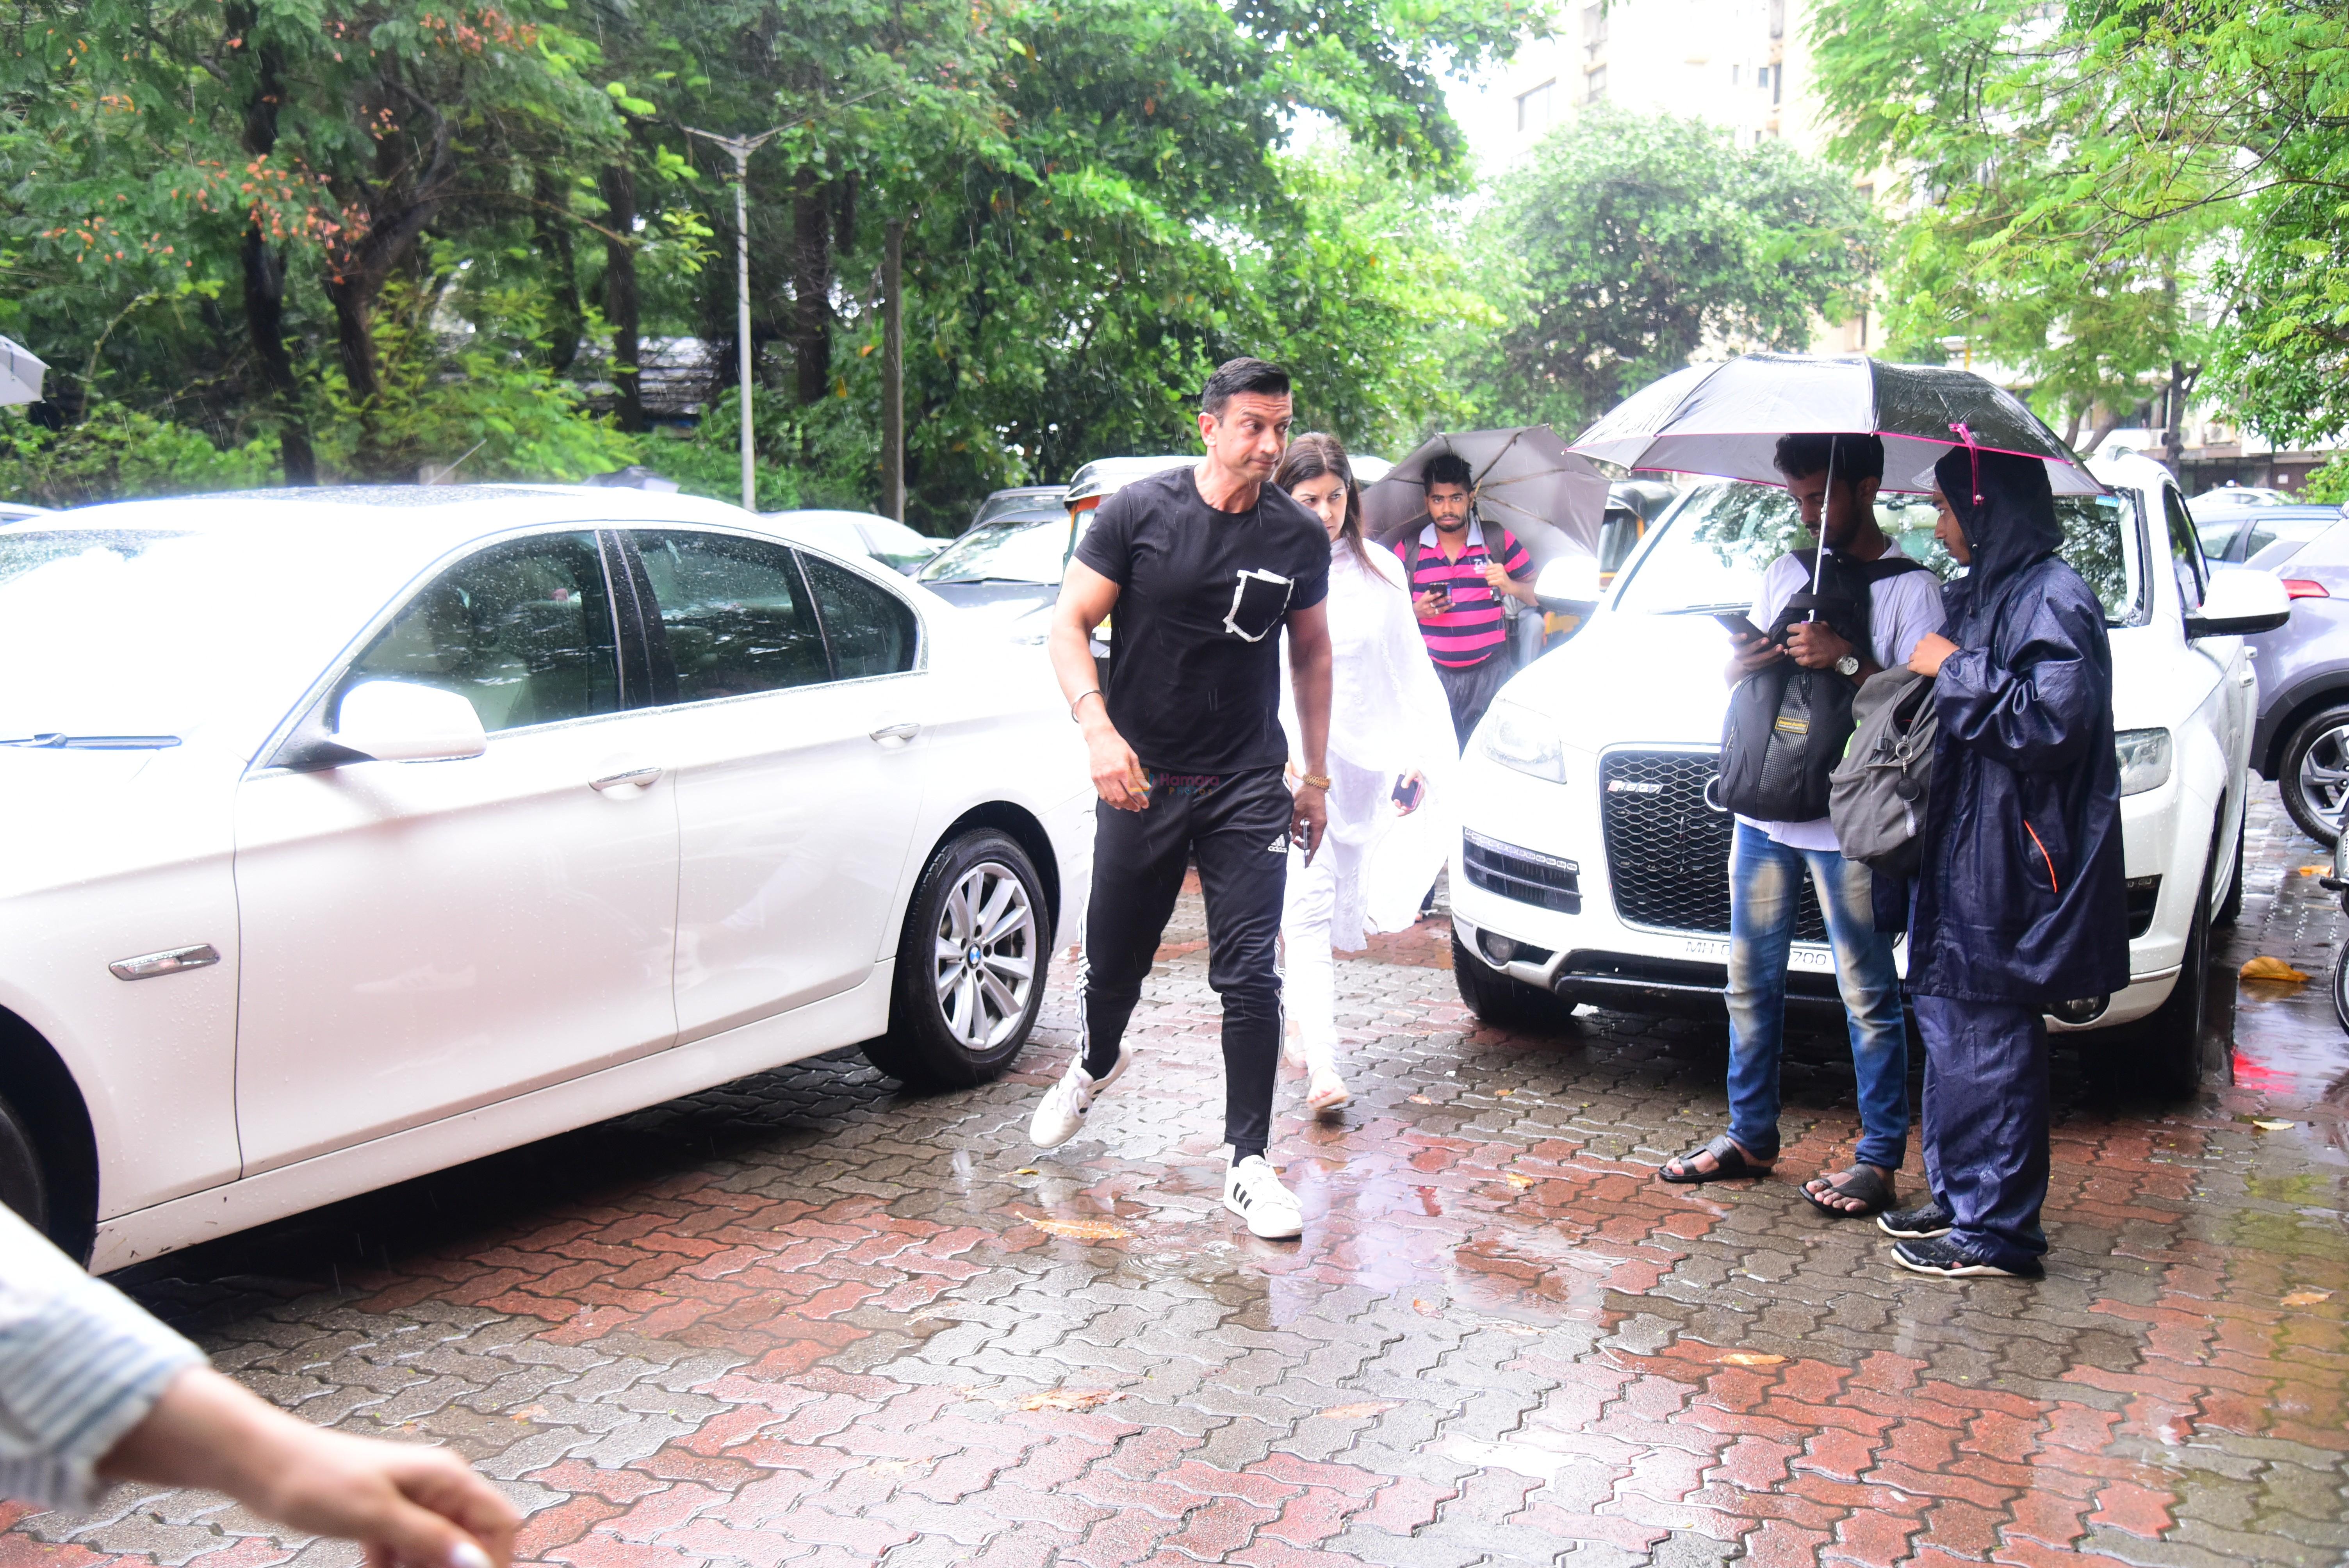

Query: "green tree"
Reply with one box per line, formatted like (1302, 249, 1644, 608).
(1460, 111, 1878, 434)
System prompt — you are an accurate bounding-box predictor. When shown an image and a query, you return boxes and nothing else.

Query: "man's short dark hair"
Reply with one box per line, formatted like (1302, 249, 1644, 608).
(1773, 433, 1885, 485)
(1422, 452, 1475, 492)
(1201, 358, 1291, 417)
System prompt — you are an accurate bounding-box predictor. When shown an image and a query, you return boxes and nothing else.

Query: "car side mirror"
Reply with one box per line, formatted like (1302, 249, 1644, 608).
(1533, 554, 1602, 617)
(2185, 569, 2291, 638)
(331, 681, 488, 763)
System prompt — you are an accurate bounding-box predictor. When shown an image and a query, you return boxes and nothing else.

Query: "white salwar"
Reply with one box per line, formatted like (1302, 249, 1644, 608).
(1278, 541, 1460, 1106)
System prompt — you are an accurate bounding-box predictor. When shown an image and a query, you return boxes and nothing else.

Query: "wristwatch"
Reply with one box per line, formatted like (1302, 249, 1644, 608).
(1835, 654, 1861, 677)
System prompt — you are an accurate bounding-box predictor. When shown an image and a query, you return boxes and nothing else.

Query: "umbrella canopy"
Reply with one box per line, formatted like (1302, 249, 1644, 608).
(1360, 426, 1610, 571)
(0, 337, 45, 407)
(1568, 353, 2101, 497)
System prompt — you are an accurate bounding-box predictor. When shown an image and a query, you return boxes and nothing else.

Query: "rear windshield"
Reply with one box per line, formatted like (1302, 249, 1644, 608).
(1612, 481, 2143, 626)
(917, 516, 1067, 585)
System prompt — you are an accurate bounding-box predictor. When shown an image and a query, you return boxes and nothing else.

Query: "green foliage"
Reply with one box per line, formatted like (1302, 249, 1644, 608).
(1459, 111, 1878, 434)
(2303, 456, 2349, 508)
(1809, 0, 2349, 447)
(0, 408, 278, 506)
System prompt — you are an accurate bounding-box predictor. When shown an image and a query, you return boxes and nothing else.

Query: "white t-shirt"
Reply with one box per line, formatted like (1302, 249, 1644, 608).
(1738, 541, 1946, 853)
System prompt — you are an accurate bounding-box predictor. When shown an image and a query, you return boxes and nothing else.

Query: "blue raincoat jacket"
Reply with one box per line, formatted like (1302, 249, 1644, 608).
(1909, 447, 2129, 1005)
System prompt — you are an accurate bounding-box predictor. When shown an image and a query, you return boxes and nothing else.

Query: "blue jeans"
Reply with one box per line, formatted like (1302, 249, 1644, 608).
(1724, 823, 1909, 1170)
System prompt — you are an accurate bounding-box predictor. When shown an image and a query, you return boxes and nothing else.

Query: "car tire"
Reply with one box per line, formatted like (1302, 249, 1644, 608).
(2213, 808, 2246, 928)
(1452, 932, 1573, 1032)
(2279, 703, 2349, 848)
(2140, 847, 2214, 1101)
(864, 829, 1050, 1089)
(2334, 952, 2349, 1037)
(0, 1095, 47, 1237)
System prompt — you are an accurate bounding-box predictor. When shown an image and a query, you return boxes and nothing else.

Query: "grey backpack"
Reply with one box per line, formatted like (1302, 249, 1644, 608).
(1828, 666, 1937, 876)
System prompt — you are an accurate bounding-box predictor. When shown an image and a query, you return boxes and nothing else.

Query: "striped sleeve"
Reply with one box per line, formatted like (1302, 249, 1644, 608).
(0, 1205, 203, 1510)
(1496, 530, 1532, 576)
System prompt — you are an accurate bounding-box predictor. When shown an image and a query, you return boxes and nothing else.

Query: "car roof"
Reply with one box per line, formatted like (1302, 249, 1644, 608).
(765, 507, 909, 529)
(1062, 455, 1194, 505)
(984, 485, 1063, 500)
(32, 483, 758, 560)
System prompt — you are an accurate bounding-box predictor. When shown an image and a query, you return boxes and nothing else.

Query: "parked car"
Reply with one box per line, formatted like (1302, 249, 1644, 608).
(2198, 504, 2343, 568)
(0, 485, 1092, 1267)
(2189, 485, 2294, 519)
(1444, 453, 2288, 1098)
(0, 501, 50, 524)
(2242, 518, 2349, 846)
(966, 485, 1065, 534)
(916, 513, 1068, 643)
(759, 508, 943, 574)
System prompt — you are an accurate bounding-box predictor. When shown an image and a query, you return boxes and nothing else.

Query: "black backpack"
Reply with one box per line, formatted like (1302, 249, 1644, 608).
(1716, 550, 1932, 824)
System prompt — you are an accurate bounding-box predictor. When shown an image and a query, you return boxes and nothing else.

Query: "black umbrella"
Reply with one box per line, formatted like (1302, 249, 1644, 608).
(1567, 353, 2101, 497)
(1359, 426, 1610, 572)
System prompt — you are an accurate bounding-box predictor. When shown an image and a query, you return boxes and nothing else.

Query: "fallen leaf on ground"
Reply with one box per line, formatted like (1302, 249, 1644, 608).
(1017, 1388, 1123, 1412)
(1412, 1299, 1442, 1317)
(1710, 1351, 1787, 1367)
(2240, 956, 2310, 982)
(1495, 1088, 1515, 1097)
(1013, 1167, 1039, 1176)
(1023, 1212, 1134, 1241)
(2250, 1118, 2297, 1132)
(2300, 865, 2328, 876)
(1317, 1401, 1399, 1420)
(1504, 1174, 1535, 1189)
(2281, 1290, 2333, 1307)
(1408, 1094, 1435, 1105)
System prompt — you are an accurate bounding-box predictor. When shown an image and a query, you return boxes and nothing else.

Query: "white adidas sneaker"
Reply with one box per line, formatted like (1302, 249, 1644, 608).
(1223, 1155, 1304, 1240)
(1028, 1049, 1130, 1149)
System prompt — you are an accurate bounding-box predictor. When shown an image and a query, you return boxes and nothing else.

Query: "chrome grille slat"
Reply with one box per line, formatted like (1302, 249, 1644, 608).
(1599, 749, 1827, 942)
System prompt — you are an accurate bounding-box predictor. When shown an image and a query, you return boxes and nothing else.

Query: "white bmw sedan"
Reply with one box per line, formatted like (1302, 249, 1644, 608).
(0, 485, 1093, 1270)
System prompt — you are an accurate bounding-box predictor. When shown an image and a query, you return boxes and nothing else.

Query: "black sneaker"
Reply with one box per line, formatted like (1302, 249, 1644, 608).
(1878, 1201, 1954, 1240)
(1891, 1237, 2043, 1279)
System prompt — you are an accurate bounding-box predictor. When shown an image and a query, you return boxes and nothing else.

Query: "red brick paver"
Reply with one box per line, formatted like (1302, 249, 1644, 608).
(17, 794, 2348, 1568)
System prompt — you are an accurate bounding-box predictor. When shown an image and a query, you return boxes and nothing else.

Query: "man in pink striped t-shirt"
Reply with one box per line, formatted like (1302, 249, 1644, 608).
(1394, 452, 1538, 745)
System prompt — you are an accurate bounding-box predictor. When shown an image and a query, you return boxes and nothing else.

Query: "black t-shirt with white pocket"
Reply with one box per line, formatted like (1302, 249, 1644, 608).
(1075, 464, 1331, 774)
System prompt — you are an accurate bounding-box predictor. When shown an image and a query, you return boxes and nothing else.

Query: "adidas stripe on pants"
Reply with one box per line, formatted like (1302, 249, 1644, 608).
(1078, 763, 1291, 1162)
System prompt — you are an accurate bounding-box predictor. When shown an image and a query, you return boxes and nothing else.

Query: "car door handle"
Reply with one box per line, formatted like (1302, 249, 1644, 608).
(2236, 666, 2256, 686)
(590, 764, 664, 792)
(870, 722, 921, 744)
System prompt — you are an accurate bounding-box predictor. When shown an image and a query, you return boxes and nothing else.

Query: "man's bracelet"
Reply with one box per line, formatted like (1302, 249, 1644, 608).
(1297, 772, 1332, 790)
(1069, 689, 1103, 722)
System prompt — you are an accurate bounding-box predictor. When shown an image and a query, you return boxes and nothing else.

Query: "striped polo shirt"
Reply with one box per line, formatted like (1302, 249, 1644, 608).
(1394, 519, 1532, 668)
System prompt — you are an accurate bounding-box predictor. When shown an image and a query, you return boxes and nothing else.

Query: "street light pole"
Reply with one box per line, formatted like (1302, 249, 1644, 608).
(682, 124, 786, 511)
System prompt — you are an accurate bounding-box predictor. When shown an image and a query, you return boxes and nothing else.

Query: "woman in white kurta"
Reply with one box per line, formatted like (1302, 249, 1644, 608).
(1275, 435, 1460, 1112)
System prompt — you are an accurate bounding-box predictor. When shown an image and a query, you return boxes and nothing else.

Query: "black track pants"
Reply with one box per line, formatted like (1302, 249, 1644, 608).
(1080, 766, 1291, 1160)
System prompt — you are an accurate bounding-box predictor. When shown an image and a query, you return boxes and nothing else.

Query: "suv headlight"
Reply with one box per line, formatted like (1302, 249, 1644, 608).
(2115, 728, 2172, 796)
(1481, 703, 1566, 783)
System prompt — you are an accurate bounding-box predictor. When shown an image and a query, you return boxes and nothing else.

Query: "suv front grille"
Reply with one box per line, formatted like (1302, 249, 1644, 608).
(1598, 749, 1826, 942)
(1463, 829, 1581, 913)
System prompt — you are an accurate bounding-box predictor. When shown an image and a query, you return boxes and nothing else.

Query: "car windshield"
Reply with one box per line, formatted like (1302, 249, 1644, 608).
(855, 519, 942, 572)
(1612, 480, 2142, 626)
(917, 515, 1067, 585)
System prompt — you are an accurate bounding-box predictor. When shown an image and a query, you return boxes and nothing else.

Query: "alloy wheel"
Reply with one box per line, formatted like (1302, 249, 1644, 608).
(930, 860, 1038, 1053)
(2297, 722, 2349, 838)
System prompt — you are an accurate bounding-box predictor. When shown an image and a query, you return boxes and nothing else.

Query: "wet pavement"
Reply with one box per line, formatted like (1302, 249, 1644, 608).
(9, 789, 2347, 1568)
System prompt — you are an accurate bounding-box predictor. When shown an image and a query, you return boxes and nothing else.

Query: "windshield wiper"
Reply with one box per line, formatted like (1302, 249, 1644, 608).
(926, 575, 1053, 586)
(0, 733, 182, 749)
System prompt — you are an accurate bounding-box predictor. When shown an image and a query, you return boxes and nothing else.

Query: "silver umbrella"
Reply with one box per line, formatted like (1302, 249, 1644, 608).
(1567, 352, 2100, 496)
(1360, 426, 1611, 571)
(0, 337, 45, 407)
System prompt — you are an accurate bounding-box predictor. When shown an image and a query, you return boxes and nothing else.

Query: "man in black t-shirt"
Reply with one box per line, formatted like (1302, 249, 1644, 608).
(1028, 358, 1335, 1241)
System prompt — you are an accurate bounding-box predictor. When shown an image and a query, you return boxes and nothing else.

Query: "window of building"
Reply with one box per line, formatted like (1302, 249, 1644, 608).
(1584, 64, 1608, 103)
(1768, 0, 1786, 37)
(1773, 64, 1784, 104)
(1756, 64, 1770, 93)
(1515, 79, 1556, 132)
(1582, 3, 1607, 47)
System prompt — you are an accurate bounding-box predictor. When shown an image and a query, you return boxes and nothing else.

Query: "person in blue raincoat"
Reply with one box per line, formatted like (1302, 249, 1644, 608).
(1882, 443, 2128, 1279)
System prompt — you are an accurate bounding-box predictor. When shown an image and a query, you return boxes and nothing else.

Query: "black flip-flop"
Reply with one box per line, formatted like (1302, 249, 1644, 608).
(1800, 1164, 1897, 1219)
(1660, 1134, 1773, 1185)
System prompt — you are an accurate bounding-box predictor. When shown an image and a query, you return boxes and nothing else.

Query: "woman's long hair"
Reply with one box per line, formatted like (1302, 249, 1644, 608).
(1276, 432, 1378, 574)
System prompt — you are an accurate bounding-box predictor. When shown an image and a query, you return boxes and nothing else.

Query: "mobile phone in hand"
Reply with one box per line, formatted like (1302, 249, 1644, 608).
(1714, 611, 1768, 643)
(1392, 775, 1425, 812)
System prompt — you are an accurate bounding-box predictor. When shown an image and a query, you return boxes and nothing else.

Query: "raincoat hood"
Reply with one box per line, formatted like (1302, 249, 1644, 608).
(1936, 444, 2063, 595)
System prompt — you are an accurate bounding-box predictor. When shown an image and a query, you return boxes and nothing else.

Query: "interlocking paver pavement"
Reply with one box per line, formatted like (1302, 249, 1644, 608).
(10, 789, 2345, 1568)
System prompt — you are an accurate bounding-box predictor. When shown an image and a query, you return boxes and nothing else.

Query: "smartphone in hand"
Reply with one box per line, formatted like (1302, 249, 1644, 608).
(1391, 774, 1426, 812)
(1714, 611, 1768, 643)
